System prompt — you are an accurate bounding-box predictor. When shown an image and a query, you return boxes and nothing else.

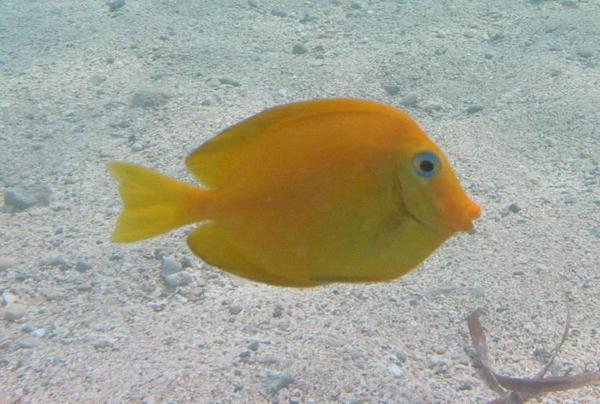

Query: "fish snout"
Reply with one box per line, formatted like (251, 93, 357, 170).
(451, 200, 481, 233)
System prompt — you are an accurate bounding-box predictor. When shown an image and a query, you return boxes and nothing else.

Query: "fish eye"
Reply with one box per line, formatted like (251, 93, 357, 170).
(412, 152, 441, 178)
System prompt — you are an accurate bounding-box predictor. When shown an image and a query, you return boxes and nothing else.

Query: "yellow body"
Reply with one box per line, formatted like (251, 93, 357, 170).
(108, 98, 480, 287)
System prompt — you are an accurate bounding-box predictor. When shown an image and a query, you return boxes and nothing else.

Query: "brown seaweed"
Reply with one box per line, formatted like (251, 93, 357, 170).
(467, 309, 600, 403)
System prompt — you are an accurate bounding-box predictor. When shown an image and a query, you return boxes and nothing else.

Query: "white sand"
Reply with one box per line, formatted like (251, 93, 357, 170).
(1, 0, 598, 402)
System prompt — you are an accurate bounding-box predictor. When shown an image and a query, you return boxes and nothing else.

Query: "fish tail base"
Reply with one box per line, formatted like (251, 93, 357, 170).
(108, 162, 209, 242)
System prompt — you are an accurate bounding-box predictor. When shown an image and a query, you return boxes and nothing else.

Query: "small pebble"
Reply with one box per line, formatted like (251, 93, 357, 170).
(383, 84, 400, 96)
(388, 364, 403, 378)
(300, 11, 317, 23)
(94, 338, 115, 349)
(577, 49, 593, 58)
(421, 99, 442, 112)
(561, 0, 577, 7)
(272, 304, 284, 318)
(466, 104, 483, 114)
(130, 91, 170, 110)
(2, 291, 19, 306)
(163, 272, 193, 288)
(248, 341, 260, 351)
(271, 9, 287, 17)
(0, 256, 18, 271)
(89, 75, 107, 86)
(351, 0, 367, 9)
(149, 301, 167, 312)
(218, 78, 241, 87)
(3, 189, 35, 212)
(18, 337, 39, 349)
(508, 202, 521, 213)
(400, 93, 418, 107)
(262, 371, 295, 395)
(109, 252, 123, 261)
(229, 305, 243, 315)
(4, 304, 27, 322)
(181, 256, 196, 268)
(75, 260, 91, 272)
(44, 255, 70, 270)
(161, 257, 182, 277)
(458, 381, 473, 390)
(130, 143, 145, 152)
(31, 328, 46, 338)
(292, 44, 308, 55)
(533, 347, 552, 363)
(107, 0, 126, 12)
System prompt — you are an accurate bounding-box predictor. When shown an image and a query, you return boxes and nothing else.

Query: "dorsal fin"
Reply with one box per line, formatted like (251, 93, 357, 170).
(185, 98, 389, 188)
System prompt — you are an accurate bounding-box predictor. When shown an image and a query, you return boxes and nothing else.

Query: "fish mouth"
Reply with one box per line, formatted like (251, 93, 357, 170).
(414, 200, 481, 236)
(450, 201, 481, 233)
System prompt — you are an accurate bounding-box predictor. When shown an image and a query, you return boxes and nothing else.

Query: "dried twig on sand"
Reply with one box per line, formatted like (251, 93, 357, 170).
(467, 309, 600, 403)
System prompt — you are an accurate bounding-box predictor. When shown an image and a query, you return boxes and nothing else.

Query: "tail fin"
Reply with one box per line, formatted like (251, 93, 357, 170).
(107, 162, 209, 242)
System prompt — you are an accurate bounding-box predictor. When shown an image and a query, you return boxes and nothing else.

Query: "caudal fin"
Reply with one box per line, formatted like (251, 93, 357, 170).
(107, 162, 209, 242)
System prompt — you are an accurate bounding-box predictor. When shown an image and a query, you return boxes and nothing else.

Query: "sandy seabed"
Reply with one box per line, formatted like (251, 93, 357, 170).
(1, 1, 598, 402)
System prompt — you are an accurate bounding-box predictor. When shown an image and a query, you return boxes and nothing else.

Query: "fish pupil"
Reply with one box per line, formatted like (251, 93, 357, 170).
(420, 160, 434, 172)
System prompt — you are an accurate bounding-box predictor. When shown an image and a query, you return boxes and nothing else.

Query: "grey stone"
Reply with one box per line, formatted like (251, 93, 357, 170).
(271, 9, 287, 17)
(577, 49, 593, 58)
(458, 381, 473, 390)
(0, 256, 17, 271)
(466, 104, 483, 114)
(508, 202, 521, 213)
(18, 337, 39, 349)
(44, 255, 70, 270)
(383, 84, 400, 96)
(149, 301, 167, 312)
(218, 77, 241, 87)
(351, 0, 367, 9)
(533, 347, 552, 363)
(163, 272, 193, 288)
(388, 364, 403, 378)
(400, 93, 418, 107)
(75, 260, 91, 272)
(3, 189, 35, 212)
(94, 338, 115, 349)
(4, 304, 27, 321)
(108, 0, 126, 12)
(272, 304, 284, 318)
(109, 252, 124, 261)
(89, 75, 107, 85)
(130, 91, 170, 110)
(2, 291, 18, 306)
(300, 11, 318, 23)
(181, 256, 196, 268)
(161, 257, 182, 277)
(248, 341, 260, 351)
(229, 305, 243, 315)
(292, 44, 308, 55)
(262, 371, 295, 395)
(31, 328, 46, 338)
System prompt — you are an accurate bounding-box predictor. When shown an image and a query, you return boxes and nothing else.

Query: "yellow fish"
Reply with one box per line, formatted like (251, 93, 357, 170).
(108, 98, 480, 287)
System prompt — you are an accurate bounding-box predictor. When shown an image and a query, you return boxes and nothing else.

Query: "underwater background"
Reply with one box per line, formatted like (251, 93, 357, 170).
(1, 0, 598, 402)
